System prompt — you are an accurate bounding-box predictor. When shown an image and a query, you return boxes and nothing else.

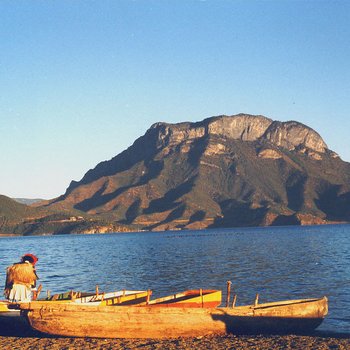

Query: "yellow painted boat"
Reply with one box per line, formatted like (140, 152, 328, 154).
(0, 300, 23, 328)
(0, 300, 16, 313)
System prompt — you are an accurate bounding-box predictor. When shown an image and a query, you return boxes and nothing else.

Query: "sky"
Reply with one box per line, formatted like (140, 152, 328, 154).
(0, 0, 349, 199)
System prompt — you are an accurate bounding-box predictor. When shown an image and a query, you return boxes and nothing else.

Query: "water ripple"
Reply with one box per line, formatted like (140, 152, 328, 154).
(0, 224, 349, 333)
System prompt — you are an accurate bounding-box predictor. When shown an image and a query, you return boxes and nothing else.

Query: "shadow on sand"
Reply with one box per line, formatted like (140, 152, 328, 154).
(0, 317, 54, 338)
(0, 314, 349, 340)
(211, 313, 350, 339)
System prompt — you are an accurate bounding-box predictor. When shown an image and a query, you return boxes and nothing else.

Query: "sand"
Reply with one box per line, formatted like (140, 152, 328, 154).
(1, 334, 350, 350)
(0, 324, 349, 350)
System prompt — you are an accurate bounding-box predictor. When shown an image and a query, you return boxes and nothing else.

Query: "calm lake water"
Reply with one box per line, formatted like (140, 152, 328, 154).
(1, 224, 349, 334)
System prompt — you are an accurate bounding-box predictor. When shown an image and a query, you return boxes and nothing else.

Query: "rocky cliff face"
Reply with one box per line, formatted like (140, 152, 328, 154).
(151, 114, 330, 158)
(263, 121, 328, 153)
(42, 113, 350, 232)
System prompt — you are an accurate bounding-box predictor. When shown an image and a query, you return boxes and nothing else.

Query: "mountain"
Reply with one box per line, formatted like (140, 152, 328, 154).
(13, 198, 44, 205)
(39, 113, 350, 231)
(0, 195, 41, 220)
(0, 195, 129, 235)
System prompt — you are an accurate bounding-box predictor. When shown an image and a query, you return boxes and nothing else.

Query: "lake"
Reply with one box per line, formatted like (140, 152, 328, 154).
(1, 224, 349, 334)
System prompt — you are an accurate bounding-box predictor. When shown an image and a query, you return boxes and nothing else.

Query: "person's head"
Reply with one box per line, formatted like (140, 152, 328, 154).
(21, 253, 38, 266)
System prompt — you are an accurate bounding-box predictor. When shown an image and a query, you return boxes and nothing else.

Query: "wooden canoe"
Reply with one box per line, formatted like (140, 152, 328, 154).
(20, 296, 328, 338)
(43, 290, 150, 306)
(77, 290, 151, 306)
(0, 300, 24, 328)
(0, 300, 20, 314)
(43, 290, 80, 301)
(140, 289, 221, 308)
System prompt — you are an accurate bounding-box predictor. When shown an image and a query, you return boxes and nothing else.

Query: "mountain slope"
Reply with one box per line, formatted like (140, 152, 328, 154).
(13, 198, 44, 205)
(0, 195, 41, 219)
(0, 195, 130, 235)
(40, 114, 350, 231)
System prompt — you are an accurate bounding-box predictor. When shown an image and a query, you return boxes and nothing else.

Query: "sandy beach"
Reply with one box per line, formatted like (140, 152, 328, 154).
(1, 333, 350, 350)
(0, 322, 349, 350)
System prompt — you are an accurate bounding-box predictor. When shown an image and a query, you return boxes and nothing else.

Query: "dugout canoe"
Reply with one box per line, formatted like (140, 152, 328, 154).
(139, 289, 221, 308)
(76, 290, 151, 306)
(0, 290, 149, 330)
(20, 296, 328, 338)
(43, 290, 150, 306)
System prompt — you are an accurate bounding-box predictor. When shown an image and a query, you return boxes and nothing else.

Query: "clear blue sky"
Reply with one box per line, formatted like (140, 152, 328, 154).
(1, 1, 349, 199)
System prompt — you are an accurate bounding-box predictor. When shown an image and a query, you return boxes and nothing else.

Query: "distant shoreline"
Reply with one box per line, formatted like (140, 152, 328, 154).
(0, 233, 55, 237)
(1, 221, 350, 238)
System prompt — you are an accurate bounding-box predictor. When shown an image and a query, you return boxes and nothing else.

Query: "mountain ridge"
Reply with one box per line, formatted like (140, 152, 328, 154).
(2, 113, 349, 235)
(35, 113, 349, 232)
(63, 113, 335, 194)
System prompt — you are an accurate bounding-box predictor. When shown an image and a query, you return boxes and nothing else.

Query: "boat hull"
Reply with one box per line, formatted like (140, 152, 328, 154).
(217, 315, 324, 334)
(20, 297, 328, 338)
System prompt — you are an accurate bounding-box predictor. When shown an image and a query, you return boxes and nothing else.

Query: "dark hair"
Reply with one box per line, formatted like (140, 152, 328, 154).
(21, 253, 38, 265)
(22, 256, 35, 264)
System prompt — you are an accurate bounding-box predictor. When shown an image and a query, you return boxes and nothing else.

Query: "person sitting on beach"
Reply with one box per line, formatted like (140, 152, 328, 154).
(4, 253, 39, 302)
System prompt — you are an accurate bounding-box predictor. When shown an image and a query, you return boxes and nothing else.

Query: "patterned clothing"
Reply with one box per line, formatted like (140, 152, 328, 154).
(4, 261, 38, 302)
